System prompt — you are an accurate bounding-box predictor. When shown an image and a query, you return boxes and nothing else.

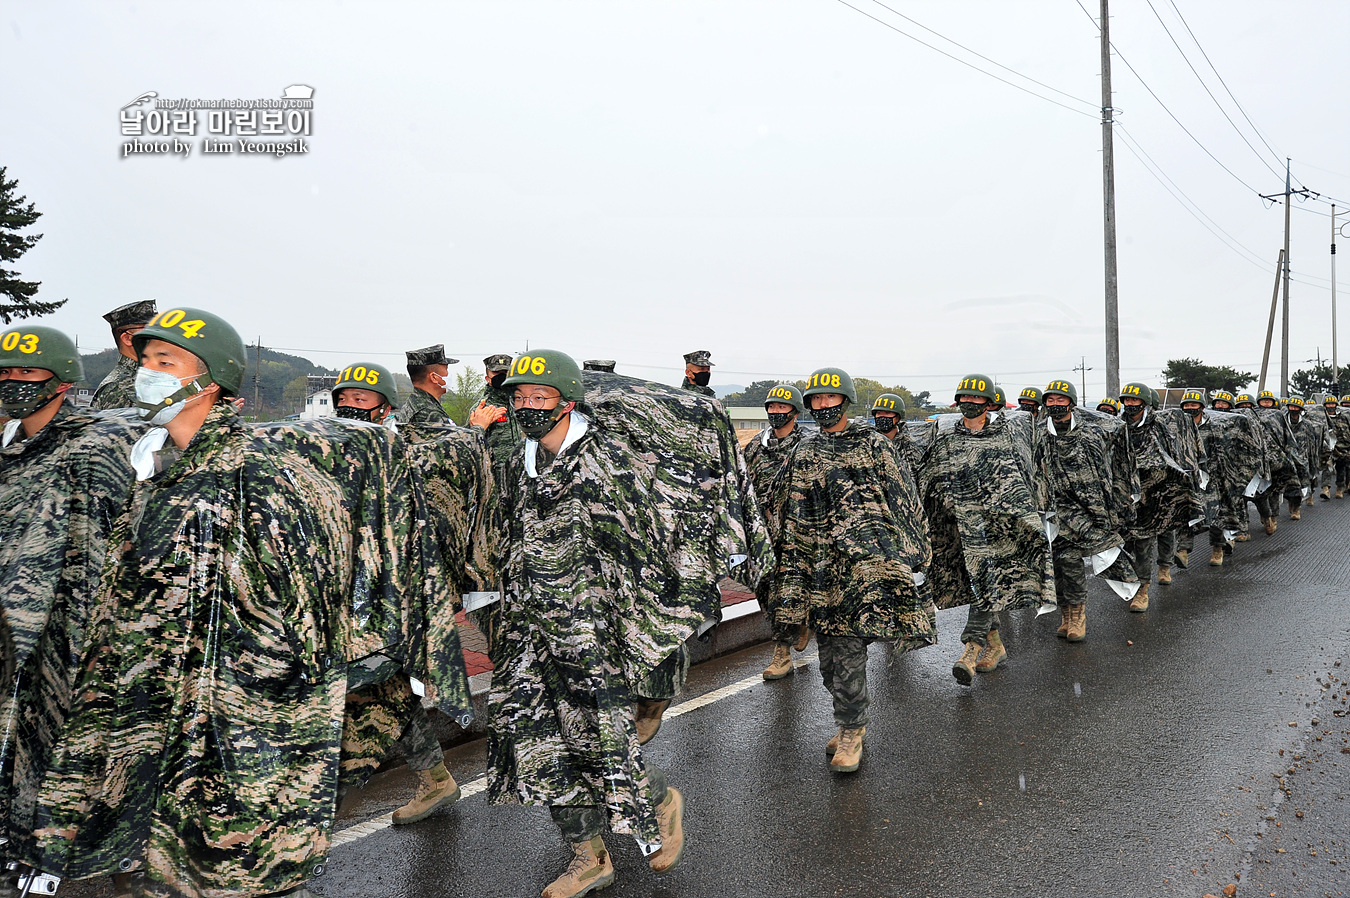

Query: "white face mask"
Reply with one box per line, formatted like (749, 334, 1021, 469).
(135, 366, 204, 425)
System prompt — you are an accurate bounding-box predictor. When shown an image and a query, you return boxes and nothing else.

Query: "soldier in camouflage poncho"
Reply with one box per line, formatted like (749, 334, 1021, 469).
(485, 350, 770, 898)
(1117, 383, 1202, 611)
(1175, 392, 1264, 567)
(919, 375, 1054, 685)
(769, 367, 935, 774)
(871, 392, 921, 469)
(400, 343, 456, 426)
(90, 300, 156, 411)
(1285, 399, 1328, 518)
(33, 310, 463, 898)
(480, 353, 522, 490)
(1243, 393, 1305, 534)
(1329, 396, 1350, 497)
(1039, 380, 1140, 642)
(0, 327, 146, 877)
(743, 383, 810, 681)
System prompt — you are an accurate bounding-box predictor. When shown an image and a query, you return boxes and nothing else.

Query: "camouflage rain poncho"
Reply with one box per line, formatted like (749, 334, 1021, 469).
(0, 404, 145, 868)
(1246, 407, 1306, 497)
(1328, 409, 1350, 463)
(485, 375, 771, 849)
(1040, 409, 1139, 591)
(33, 405, 460, 897)
(742, 425, 803, 641)
(482, 381, 522, 491)
(89, 355, 138, 411)
(918, 412, 1055, 613)
(1193, 411, 1265, 534)
(1289, 408, 1332, 492)
(1122, 407, 1202, 540)
(767, 422, 935, 650)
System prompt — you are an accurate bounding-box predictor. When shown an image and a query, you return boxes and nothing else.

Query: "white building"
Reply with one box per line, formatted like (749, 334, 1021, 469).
(302, 388, 335, 420)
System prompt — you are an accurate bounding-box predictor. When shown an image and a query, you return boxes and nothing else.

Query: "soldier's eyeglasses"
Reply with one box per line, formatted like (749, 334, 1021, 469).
(512, 393, 560, 410)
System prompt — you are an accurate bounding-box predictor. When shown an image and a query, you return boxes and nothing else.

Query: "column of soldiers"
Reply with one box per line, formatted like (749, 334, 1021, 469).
(3, 306, 1347, 898)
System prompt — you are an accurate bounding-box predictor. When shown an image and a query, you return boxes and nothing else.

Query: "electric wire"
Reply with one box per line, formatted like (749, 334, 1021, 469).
(1143, 0, 1283, 180)
(833, 0, 1098, 119)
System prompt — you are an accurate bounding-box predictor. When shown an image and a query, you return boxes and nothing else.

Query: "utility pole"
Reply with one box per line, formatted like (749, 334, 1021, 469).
(1099, 0, 1120, 396)
(1258, 250, 1284, 392)
(1333, 205, 1346, 394)
(1074, 355, 1093, 401)
(1260, 159, 1313, 396)
(254, 336, 262, 417)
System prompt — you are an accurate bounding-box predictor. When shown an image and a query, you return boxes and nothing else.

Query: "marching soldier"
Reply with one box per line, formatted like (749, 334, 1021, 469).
(769, 367, 935, 772)
(90, 299, 156, 410)
(1017, 386, 1042, 417)
(871, 392, 920, 468)
(1335, 395, 1350, 497)
(479, 353, 520, 487)
(1096, 397, 1122, 417)
(746, 383, 811, 681)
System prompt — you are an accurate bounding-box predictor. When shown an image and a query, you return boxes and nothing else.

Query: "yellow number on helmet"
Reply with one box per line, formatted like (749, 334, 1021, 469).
(352, 366, 368, 382)
(160, 309, 186, 328)
(977, 380, 986, 392)
(18, 334, 38, 353)
(365, 370, 380, 385)
(178, 319, 206, 339)
(1, 332, 19, 352)
(531, 356, 546, 376)
(831, 374, 840, 388)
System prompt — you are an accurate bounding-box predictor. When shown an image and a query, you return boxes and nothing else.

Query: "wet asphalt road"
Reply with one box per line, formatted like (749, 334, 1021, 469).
(56, 500, 1350, 898)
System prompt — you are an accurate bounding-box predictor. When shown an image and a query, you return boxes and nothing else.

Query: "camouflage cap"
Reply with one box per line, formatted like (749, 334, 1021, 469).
(583, 359, 616, 372)
(406, 344, 456, 366)
(102, 299, 157, 331)
(483, 353, 513, 372)
(683, 350, 714, 367)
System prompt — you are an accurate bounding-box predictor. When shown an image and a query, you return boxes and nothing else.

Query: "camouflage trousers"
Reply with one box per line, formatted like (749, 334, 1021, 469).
(959, 608, 1001, 647)
(1253, 488, 1280, 519)
(633, 642, 691, 702)
(551, 765, 669, 842)
(1337, 458, 1350, 490)
(1052, 541, 1087, 608)
(1125, 535, 1161, 585)
(341, 673, 444, 795)
(1176, 526, 1228, 555)
(817, 636, 872, 729)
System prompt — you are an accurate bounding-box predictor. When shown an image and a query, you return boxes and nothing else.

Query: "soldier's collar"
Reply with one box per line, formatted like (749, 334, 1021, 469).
(523, 410, 589, 478)
(1044, 410, 1077, 435)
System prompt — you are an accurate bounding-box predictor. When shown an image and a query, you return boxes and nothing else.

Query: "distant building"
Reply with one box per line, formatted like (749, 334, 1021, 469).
(70, 387, 93, 408)
(726, 406, 769, 431)
(302, 388, 335, 420)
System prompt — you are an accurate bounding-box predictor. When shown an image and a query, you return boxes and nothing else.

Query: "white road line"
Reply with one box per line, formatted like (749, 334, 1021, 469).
(330, 652, 815, 850)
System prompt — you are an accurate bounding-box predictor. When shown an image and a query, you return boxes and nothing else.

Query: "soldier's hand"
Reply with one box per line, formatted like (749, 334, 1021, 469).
(469, 399, 506, 430)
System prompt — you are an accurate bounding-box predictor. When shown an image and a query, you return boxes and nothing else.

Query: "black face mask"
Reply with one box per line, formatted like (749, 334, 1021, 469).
(958, 401, 987, 419)
(517, 404, 568, 439)
(0, 377, 61, 419)
(1019, 401, 1039, 413)
(767, 411, 796, 430)
(810, 404, 847, 428)
(488, 371, 507, 389)
(691, 371, 711, 387)
(872, 414, 897, 434)
(1047, 403, 1072, 420)
(1123, 404, 1145, 420)
(336, 405, 381, 423)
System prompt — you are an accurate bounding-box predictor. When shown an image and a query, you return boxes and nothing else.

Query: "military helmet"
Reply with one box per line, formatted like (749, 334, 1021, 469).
(955, 373, 998, 403)
(0, 326, 83, 383)
(1323, 394, 1338, 406)
(1096, 397, 1121, 413)
(132, 307, 247, 395)
(871, 392, 905, 416)
(1148, 387, 1161, 409)
(501, 349, 584, 402)
(1043, 379, 1078, 406)
(764, 382, 805, 414)
(1180, 388, 1207, 407)
(1212, 390, 1234, 406)
(334, 361, 399, 408)
(1341, 394, 1350, 405)
(1018, 386, 1042, 406)
(1235, 392, 1256, 406)
(1119, 382, 1151, 404)
(803, 367, 857, 404)
(993, 385, 1007, 407)
(1287, 396, 1305, 409)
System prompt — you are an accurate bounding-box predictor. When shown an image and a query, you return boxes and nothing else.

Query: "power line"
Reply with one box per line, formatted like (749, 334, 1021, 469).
(1164, 0, 1285, 164)
(1143, 0, 1282, 179)
(864, 0, 1098, 110)
(832, 0, 1098, 119)
(1072, 0, 1261, 195)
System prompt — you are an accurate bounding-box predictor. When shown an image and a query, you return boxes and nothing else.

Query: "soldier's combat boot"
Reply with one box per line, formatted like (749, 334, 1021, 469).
(1337, 488, 1345, 499)
(794, 625, 812, 652)
(543, 836, 615, 898)
(762, 644, 794, 681)
(1129, 583, 1150, 613)
(1288, 498, 1301, 520)
(393, 761, 461, 824)
(830, 726, 865, 774)
(1174, 549, 1189, 568)
(1065, 605, 1086, 642)
(1210, 546, 1225, 566)
(825, 728, 841, 756)
(975, 630, 1007, 672)
(635, 699, 670, 745)
(1056, 607, 1070, 639)
(1264, 516, 1277, 535)
(1321, 485, 1332, 501)
(952, 642, 983, 686)
(1236, 530, 1250, 542)
(1157, 564, 1172, 585)
(648, 788, 685, 873)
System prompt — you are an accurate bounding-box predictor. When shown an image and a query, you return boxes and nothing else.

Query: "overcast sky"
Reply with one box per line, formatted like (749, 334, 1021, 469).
(4, 1, 1348, 400)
